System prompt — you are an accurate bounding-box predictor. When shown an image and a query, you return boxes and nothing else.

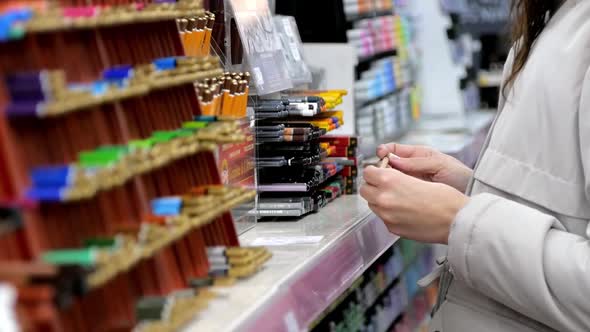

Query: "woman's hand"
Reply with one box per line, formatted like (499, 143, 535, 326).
(377, 143, 473, 193)
(360, 166, 469, 244)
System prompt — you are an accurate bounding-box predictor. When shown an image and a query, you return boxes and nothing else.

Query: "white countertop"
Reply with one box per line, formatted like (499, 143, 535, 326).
(184, 195, 397, 332)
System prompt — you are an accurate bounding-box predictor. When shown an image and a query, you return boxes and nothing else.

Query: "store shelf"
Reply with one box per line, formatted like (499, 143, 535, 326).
(183, 195, 398, 332)
(356, 82, 414, 109)
(357, 49, 397, 68)
(365, 277, 401, 316)
(346, 10, 394, 23)
(386, 312, 405, 332)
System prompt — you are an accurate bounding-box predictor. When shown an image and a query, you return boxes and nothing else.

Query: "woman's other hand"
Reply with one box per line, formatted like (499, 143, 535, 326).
(377, 143, 473, 193)
(360, 166, 469, 244)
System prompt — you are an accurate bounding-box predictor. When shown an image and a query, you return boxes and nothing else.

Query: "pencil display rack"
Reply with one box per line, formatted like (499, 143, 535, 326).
(0, 1, 268, 331)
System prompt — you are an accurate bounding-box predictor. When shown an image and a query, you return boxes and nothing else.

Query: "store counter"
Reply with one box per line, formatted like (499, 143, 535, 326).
(184, 196, 397, 332)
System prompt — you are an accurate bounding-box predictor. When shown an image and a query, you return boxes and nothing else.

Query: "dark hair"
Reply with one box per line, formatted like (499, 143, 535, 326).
(504, 0, 562, 96)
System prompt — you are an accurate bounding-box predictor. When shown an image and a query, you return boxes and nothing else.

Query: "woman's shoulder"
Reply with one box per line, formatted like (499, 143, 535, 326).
(541, 1, 590, 79)
(556, 1, 590, 40)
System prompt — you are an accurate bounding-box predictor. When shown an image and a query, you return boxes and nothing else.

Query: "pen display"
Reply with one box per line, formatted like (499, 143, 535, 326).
(252, 90, 361, 219)
(0, 1, 268, 331)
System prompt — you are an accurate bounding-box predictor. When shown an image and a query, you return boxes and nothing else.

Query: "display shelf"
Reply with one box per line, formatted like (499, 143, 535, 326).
(356, 49, 397, 71)
(365, 276, 401, 316)
(346, 10, 394, 23)
(355, 82, 414, 109)
(386, 312, 405, 332)
(2, 3, 204, 41)
(183, 195, 398, 332)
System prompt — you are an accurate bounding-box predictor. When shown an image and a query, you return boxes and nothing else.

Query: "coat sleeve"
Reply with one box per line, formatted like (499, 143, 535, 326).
(446, 68, 590, 332)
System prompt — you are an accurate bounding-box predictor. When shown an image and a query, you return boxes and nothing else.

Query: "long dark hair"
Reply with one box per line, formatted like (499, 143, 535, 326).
(504, 0, 562, 95)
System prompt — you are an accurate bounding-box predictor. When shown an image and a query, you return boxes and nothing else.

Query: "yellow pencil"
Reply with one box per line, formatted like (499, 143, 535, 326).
(195, 18, 207, 56)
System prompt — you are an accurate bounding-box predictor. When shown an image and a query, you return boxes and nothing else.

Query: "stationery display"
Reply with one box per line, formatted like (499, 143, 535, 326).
(0, 0, 438, 331)
(0, 1, 269, 331)
(309, 240, 436, 332)
(347, 15, 397, 60)
(320, 136, 361, 194)
(252, 90, 356, 219)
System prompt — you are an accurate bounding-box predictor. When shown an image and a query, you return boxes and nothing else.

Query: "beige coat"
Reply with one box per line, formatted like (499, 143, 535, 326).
(430, 1, 590, 331)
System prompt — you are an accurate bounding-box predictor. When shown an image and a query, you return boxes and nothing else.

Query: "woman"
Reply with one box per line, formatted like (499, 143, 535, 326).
(360, 1, 590, 331)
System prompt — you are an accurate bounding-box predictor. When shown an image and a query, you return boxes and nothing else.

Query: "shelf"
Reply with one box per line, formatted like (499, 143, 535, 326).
(357, 49, 397, 67)
(87, 188, 257, 289)
(3, 3, 204, 42)
(385, 286, 430, 332)
(346, 10, 394, 23)
(27, 121, 244, 203)
(6, 59, 222, 119)
(258, 164, 343, 193)
(386, 313, 405, 332)
(356, 83, 414, 109)
(364, 277, 401, 317)
(183, 195, 398, 332)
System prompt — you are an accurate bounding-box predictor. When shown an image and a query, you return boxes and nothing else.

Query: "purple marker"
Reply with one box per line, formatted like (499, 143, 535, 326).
(4, 101, 41, 117)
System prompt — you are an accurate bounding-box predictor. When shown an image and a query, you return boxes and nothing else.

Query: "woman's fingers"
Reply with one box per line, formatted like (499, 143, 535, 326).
(390, 157, 441, 176)
(363, 165, 403, 187)
(368, 203, 406, 235)
(376, 143, 432, 159)
(360, 183, 380, 203)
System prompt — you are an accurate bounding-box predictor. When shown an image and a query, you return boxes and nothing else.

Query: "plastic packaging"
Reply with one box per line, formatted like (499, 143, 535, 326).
(273, 16, 313, 86)
(228, 0, 293, 95)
